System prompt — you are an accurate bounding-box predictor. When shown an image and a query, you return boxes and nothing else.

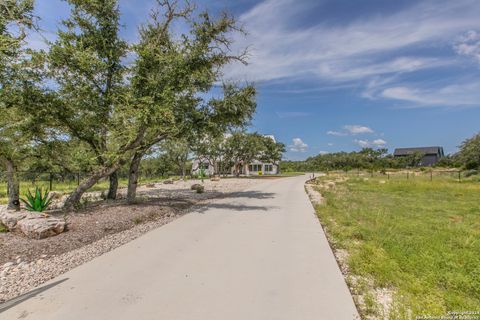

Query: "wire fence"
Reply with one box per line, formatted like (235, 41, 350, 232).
(321, 169, 474, 182)
(0, 170, 176, 201)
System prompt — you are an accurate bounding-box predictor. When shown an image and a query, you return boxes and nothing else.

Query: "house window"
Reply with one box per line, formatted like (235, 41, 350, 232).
(265, 164, 273, 172)
(249, 164, 262, 172)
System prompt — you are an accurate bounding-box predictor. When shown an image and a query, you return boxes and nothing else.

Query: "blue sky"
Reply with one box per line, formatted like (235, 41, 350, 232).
(31, 0, 480, 160)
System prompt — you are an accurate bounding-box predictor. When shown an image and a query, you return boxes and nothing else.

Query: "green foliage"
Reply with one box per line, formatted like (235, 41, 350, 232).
(2, 0, 258, 210)
(0, 223, 7, 232)
(20, 187, 53, 212)
(259, 136, 286, 166)
(458, 133, 480, 170)
(281, 147, 458, 172)
(223, 132, 266, 175)
(47, 0, 128, 167)
(197, 168, 206, 181)
(160, 139, 190, 177)
(463, 169, 478, 177)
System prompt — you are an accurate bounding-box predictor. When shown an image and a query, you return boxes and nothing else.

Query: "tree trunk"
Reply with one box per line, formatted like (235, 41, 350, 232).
(127, 151, 143, 204)
(5, 159, 20, 211)
(181, 162, 186, 180)
(63, 163, 121, 211)
(107, 171, 118, 200)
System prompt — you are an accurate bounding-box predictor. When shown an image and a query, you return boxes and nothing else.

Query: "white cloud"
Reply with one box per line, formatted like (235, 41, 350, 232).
(328, 125, 374, 137)
(454, 30, 480, 63)
(327, 143, 334, 146)
(354, 139, 371, 148)
(380, 82, 480, 107)
(354, 138, 387, 148)
(343, 125, 374, 135)
(224, 0, 480, 84)
(372, 139, 387, 146)
(289, 138, 308, 152)
(319, 151, 329, 155)
(327, 130, 347, 136)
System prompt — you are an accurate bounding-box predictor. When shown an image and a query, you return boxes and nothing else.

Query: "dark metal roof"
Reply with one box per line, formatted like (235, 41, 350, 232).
(393, 146, 444, 156)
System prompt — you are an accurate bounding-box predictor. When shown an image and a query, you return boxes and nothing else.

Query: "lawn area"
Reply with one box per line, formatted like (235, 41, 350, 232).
(313, 174, 480, 319)
(0, 176, 166, 205)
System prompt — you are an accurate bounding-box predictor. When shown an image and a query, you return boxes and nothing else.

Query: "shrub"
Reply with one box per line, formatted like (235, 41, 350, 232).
(21, 187, 53, 212)
(191, 183, 202, 190)
(0, 223, 7, 233)
(464, 169, 478, 177)
(191, 183, 204, 193)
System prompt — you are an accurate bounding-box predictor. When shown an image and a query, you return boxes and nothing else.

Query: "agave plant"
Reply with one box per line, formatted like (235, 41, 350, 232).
(20, 187, 53, 212)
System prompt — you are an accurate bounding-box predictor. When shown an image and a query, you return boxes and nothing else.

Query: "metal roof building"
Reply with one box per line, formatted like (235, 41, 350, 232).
(393, 146, 444, 166)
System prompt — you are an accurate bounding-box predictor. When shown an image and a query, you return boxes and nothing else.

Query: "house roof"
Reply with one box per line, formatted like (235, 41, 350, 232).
(393, 146, 444, 156)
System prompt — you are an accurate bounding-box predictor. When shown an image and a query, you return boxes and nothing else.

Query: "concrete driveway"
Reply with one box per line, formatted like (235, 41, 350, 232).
(0, 175, 359, 320)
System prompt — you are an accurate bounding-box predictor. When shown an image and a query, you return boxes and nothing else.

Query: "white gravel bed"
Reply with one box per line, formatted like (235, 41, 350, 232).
(0, 213, 178, 303)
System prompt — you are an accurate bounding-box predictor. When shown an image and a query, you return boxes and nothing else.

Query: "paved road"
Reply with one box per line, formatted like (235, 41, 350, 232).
(1, 175, 359, 320)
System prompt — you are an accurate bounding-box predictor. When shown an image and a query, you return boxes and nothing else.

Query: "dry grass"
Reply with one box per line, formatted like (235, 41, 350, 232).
(313, 173, 480, 319)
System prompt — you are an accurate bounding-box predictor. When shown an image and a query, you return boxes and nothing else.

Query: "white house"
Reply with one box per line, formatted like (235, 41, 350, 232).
(191, 135, 279, 176)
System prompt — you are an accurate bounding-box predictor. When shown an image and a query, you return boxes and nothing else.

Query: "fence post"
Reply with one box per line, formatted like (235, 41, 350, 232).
(387, 173, 390, 180)
(458, 171, 461, 183)
(49, 173, 53, 191)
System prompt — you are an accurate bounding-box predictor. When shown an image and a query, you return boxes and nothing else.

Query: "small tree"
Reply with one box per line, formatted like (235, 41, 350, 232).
(223, 132, 266, 176)
(259, 136, 285, 173)
(48, 0, 128, 201)
(0, 0, 43, 210)
(191, 134, 225, 176)
(458, 133, 480, 170)
(124, 1, 256, 204)
(162, 139, 190, 179)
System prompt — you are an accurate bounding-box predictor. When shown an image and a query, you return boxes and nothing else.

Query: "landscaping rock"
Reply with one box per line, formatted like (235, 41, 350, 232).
(145, 183, 156, 188)
(49, 191, 63, 200)
(210, 176, 220, 182)
(163, 179, 174, 184)
(190, 183, 205, 193)
(190, 183, 202, 190)
(0, 209, 27, 230)
(17, 214, 66, 240)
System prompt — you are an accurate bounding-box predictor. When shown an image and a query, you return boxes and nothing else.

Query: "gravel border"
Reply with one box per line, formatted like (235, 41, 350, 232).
(0, 211, 180, 303)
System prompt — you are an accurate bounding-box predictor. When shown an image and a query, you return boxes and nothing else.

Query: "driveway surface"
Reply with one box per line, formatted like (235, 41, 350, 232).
(0, 175, 359, 320)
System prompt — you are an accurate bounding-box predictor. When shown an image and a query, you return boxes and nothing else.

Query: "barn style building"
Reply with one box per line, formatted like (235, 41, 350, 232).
(393, 146, 444, 166)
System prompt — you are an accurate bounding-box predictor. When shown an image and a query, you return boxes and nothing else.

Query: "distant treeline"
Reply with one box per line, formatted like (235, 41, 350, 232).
(280, 136, 480, 173)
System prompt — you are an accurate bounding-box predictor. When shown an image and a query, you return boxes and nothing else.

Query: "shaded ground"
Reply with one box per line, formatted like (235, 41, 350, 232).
(0, 199, 187, 265)
(0, 178, 259, 266)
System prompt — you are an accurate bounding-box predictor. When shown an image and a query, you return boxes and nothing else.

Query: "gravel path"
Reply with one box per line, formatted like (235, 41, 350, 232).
(0, 178, 260, 303)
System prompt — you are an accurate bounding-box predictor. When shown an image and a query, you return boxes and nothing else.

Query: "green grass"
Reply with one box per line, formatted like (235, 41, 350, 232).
(277, 172, 305, 177)
(0, 176, 167, 205)
(314, 175, 480, 319)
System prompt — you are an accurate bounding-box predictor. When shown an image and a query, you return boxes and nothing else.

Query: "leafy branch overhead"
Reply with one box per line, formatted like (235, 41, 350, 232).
(0, 0, 258, 210)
